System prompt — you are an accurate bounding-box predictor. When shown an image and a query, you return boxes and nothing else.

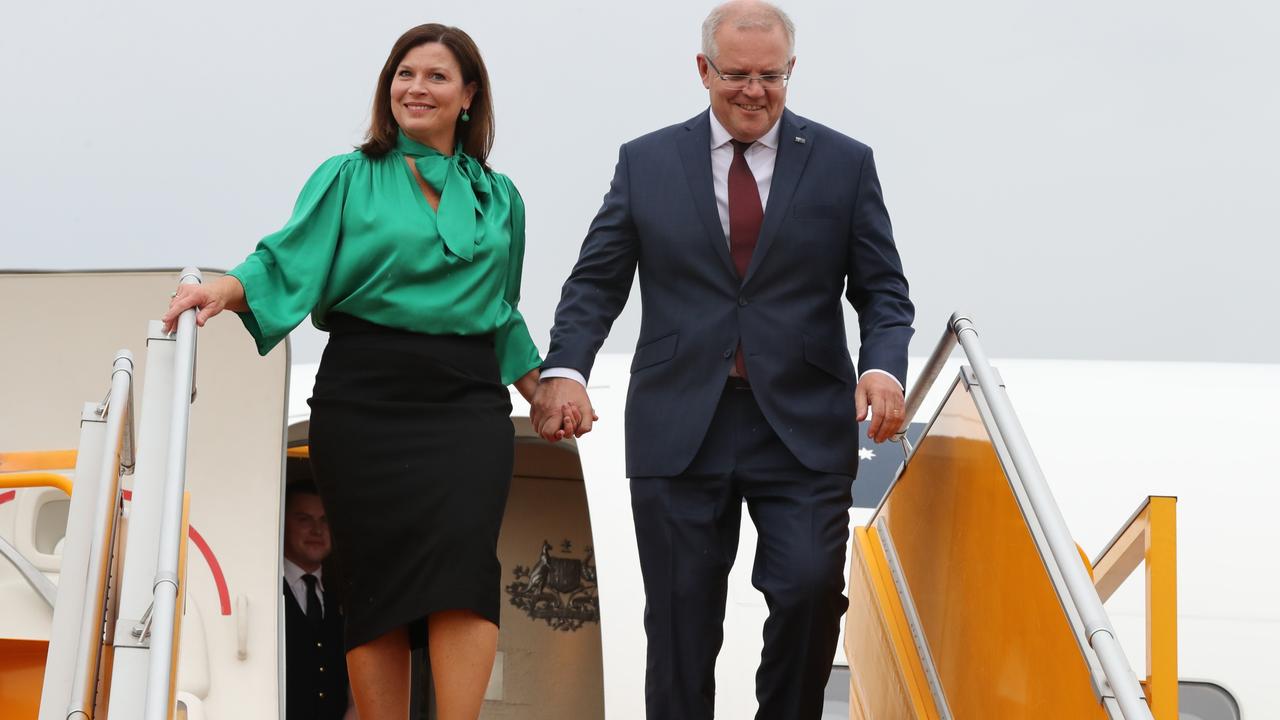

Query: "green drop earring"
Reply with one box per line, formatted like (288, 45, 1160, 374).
(460, 108, 471, 123)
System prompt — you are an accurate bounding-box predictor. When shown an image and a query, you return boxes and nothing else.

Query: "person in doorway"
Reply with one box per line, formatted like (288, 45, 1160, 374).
(281, 478, 355, 720)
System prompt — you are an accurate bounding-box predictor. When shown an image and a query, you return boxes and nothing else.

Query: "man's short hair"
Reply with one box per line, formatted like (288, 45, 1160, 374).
(285, 456, 320, 506)
(701, 1, 796, 60)
(285, 480, 321, 506)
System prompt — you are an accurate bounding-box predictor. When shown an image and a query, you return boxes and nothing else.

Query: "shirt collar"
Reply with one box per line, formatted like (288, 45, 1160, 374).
(396, 129, 457, 158)
(283, 557, 322, 586)
(395, 129, 491, 263)
(708, 109, 782, 151)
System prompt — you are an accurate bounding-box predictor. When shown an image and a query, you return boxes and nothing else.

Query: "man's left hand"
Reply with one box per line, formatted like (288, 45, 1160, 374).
(856, 373, 905, 444)
(531, 378, 597, 442)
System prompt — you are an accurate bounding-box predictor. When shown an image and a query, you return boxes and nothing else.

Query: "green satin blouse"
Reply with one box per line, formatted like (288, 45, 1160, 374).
(228, 132, 542, 385)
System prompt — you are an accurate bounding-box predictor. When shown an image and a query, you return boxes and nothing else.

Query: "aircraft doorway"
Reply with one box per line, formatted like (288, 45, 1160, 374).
(284, 425, 605, 720)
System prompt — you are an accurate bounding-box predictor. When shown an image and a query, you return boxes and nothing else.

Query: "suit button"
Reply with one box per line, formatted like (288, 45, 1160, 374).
(319, 666, 326, 673)
(722, 349, 733, 359)
(318, 692, 326, 699)
(315, 642, 323, 648)
(738, 296, 748, 306)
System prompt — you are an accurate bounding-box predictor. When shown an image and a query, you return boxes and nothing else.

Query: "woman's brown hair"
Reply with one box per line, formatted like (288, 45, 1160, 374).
(360, 24, 495, 165)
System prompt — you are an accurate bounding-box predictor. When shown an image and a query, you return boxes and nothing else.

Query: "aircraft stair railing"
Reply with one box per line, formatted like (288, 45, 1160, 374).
(1092, 496, 1179, 718)
(103, 268, 202, 720)
(843, 313, 1159, 720)
(36, 350, 137, 720)
(947, 313, 1151, 718)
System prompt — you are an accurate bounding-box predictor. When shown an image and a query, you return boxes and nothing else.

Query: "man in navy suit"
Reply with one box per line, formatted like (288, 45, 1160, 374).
(533, 2, 914, 717)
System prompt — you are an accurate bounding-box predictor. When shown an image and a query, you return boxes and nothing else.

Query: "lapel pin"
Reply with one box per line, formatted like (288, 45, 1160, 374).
(794, 136, 806, 144)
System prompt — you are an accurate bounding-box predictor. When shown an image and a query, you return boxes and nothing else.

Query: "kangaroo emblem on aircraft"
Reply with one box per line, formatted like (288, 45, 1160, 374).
(506, 539, 600, 631)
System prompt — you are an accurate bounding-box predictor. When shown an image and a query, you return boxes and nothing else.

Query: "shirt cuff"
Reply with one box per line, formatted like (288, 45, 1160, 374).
(540, 367, 587, 387)
(859, 368, 904, 392)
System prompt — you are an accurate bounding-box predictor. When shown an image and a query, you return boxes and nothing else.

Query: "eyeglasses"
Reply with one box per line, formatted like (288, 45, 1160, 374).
(705, 57, 791, 90)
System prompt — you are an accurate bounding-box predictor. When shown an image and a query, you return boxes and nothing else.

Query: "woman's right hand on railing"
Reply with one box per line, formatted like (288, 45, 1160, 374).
(161, 275, 247, 334)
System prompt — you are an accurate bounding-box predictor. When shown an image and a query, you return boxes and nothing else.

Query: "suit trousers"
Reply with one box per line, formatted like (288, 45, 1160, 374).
(630, 380, 854, 720)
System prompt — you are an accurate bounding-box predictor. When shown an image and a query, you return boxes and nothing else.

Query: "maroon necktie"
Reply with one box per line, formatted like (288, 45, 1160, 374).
(728, 140, 763, 378)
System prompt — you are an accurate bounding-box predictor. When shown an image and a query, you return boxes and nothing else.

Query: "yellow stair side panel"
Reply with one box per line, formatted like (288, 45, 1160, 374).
(0, 450, 78, 473)
(0, 638, 48, 719)
(878, 428, 1107, 719)
(845, 526, 939, 719)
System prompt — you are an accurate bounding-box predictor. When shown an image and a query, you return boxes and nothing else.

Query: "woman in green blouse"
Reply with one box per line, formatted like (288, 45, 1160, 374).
(163, 24, 565, 720)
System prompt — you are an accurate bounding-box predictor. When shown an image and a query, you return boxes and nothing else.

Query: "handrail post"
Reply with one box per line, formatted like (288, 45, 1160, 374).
(894, 315, 959, 441)
(66, 350, 134, 719)
(142, 267, 202, 720)
(1144, 498, 1178, 719)
(1091, 497, 1179, 719)
(950, 314, 1153, 720)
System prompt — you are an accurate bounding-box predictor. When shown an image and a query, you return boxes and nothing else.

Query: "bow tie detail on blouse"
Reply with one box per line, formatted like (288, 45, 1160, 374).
(396, 131, 491, 262)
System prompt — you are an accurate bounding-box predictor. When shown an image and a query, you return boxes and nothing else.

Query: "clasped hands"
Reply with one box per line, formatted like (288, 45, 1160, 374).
(530, 372, 903, 445)
(530, 378, 597, 443)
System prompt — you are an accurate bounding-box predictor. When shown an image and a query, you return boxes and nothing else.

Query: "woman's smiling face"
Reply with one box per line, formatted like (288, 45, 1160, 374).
(389, 42, 476, 152)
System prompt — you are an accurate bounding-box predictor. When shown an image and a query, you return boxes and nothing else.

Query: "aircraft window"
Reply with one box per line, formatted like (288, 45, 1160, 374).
(34, 496, 70, 554)
(852, 422, 925, 508)
(1179, 681, 1241, 720)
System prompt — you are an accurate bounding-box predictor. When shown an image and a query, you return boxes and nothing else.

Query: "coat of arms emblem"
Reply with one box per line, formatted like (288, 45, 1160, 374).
(506, 539, 599, 631)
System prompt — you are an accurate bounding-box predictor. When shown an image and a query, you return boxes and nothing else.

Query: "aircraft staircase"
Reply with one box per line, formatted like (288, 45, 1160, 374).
(0, 269, 204, 719)
(843, 315, 1178, 719)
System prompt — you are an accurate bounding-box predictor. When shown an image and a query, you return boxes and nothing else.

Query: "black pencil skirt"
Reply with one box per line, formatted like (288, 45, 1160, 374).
(307, 313, 514, 651)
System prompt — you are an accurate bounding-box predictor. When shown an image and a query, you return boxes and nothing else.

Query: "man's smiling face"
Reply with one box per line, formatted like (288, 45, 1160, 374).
(698, 22, 793, 142)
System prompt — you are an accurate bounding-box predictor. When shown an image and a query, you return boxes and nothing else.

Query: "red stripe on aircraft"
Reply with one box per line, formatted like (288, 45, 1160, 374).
(187, 526, 232, 615)
(0, 491, 14, 506)
(122, 489, 233, 616)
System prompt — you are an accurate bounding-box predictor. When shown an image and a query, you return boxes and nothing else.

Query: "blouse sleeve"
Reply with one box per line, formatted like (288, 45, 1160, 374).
(226, 154, 352, 355)
(493, 176, 543, 385)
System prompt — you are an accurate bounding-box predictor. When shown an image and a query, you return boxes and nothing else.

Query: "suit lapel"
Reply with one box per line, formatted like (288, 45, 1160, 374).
(744, 110, 811, 285)
(677, 111, 737, 279)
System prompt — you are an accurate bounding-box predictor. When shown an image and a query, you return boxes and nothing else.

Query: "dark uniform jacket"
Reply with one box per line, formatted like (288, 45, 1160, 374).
(283, 579, 348, 720)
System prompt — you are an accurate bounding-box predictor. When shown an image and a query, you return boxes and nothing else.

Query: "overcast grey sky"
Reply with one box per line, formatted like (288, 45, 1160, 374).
(3, 0, 1276, 366)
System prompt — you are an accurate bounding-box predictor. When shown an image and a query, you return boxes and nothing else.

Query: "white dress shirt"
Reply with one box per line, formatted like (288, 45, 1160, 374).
(709, 111, 781, 239)
(542, 110, 901, 391)
(283, 557, 325, 617)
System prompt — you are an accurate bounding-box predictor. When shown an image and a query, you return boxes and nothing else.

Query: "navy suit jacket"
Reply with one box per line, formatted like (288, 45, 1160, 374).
(545, 108, 914, 477)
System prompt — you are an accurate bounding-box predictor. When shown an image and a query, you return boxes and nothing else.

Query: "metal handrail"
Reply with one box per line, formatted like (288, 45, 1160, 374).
(0, 534, 57, 606)
(0, 471, 75, 497)
(143, 268, 202, 720)
(945, 314, 1152, 720)
(67, 350, 134, 719)
(892, 314, 959, 447)
(1092, 497, 1179, 719)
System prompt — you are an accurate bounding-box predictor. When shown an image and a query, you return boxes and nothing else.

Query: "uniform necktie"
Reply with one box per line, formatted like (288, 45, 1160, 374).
(728, 140, 763, 378)
(302, 573, 323, 626)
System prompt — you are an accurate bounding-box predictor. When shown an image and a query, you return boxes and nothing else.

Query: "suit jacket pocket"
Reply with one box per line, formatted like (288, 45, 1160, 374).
(631, 332, 679, 373)
(802, 334, 855, 384)
(792, 203, 840, 221)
